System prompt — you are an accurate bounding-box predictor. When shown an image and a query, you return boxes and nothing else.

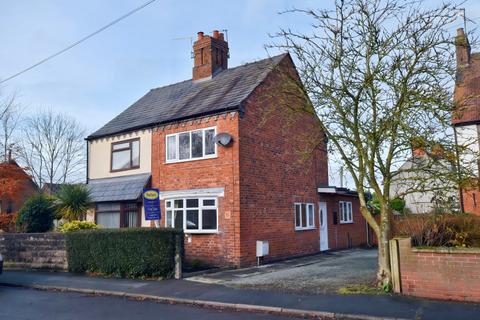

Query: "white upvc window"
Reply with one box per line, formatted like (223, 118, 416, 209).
(339, 201, 353, 223)
(294, 203, 315, 230)
(166, 127, 217, 163)
(165, 197, 218, 233)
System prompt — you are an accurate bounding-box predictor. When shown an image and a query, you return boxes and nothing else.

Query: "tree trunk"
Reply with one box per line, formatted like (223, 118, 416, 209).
(377, 212, 391, 286)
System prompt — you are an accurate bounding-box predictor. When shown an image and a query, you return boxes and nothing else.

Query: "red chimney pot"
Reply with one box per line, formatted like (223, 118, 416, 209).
(197, 32, 204, 40)
(213, 30, 220, 39)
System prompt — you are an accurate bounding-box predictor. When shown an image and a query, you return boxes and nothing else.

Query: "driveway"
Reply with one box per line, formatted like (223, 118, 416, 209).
(186, 248, 377, 294)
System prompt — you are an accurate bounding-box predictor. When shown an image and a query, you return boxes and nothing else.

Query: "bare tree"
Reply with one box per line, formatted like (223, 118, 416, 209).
(18, 110, 86, 187)
(0, 92, 22, 161)
(271, 0, 473, 286)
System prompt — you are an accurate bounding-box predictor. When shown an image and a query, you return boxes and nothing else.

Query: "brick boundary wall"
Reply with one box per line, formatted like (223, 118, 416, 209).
(394, 237, 480, 302)
(0, 233, 67, 270)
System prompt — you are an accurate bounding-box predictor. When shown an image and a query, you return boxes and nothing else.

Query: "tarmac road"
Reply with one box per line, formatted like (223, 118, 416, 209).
(0, 286, 292, 320)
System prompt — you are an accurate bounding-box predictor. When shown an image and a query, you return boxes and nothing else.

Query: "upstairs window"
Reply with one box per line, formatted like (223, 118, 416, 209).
(111, 138, 140, 171)
(339, 201, 353, 223)
(166, 127, 216, 163)
(294, 203, 315, 230)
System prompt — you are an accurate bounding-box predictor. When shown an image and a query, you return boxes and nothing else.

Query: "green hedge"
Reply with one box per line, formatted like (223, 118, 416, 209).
(65, 228, 183, 278)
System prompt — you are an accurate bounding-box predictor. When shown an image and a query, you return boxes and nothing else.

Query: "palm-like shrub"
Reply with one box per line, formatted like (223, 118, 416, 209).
(56, 184, 91, 221)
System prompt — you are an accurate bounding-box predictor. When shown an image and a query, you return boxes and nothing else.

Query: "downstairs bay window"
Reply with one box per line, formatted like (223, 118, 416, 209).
(165, 198, 218, 233)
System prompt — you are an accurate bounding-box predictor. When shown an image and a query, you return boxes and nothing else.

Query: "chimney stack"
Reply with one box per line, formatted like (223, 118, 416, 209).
(192, 30, 229, 80)
(455, 28, 471, 67)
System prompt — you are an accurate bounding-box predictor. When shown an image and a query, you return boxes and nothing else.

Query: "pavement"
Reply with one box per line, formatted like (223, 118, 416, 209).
(0, 286, 288, 320)
(1, 270, 480, 320)
(186, 249, 377, 294)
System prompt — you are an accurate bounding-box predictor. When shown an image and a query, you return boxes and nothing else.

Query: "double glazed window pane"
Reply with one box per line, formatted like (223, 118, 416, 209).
(202, 209, 217, 229)
(167, 136, 176, 160)
(179, 133, 190, 160)
(97, 212, 120, 229)
(295, 204, 301, 228)
(205, 129, 215, 155)
(131, 140, 140, 167)
(186, 210, 199, 229)
(191, 130, 203, 158)
(112, 150, 130, 170)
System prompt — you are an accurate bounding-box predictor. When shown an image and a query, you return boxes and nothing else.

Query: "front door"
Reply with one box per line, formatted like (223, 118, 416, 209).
(319, 202, 329, 251)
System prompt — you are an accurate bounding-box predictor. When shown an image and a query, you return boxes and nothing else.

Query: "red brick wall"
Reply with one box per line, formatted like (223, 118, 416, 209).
(397, 237, 480, 302)
(319, 195, 368, 250)
(151, 114, 241, 267)
(461, 188, 480, 216)
(237, 55, 329, 266)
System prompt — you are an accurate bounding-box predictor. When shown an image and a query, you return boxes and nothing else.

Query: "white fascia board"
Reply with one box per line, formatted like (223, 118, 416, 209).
(317, 187, 337, 193)
(160, 187, 225, 200)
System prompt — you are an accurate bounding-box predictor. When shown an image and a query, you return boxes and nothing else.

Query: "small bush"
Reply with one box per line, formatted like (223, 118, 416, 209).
(66, 228, 183, 278)
(16, 194, 55, 233)
(393, 214, 480, 247)
(59, 220, 99, 233)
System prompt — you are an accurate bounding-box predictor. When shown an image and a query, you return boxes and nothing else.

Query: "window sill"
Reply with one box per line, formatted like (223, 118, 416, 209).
(340, 221, 353, 224)
(295, 227, 316, 231)
(165, 155, 218, 164)
(110, 166, 141, 173)
(184, 230, 219, 234)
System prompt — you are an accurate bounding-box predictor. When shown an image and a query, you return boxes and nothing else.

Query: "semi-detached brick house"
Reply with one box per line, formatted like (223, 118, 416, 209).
(86, 30, 369, 267)
(453, 28, 480, 216)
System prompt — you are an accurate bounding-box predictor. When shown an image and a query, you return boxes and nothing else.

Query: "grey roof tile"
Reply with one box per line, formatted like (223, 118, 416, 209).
(88, 173, 151, 202)
(87, 54, 287, 139)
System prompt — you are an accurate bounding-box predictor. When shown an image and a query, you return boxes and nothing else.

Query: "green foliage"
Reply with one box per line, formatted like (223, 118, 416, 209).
(390, 198, 405, 212)
(65, 228, 183, 278)
(55, 184, 91, 221)
(393, 214, 480, 247)
(59, 220, 99, 233)
(337, 284, 386, 295)
(368, 193, 405, 214)
(16, 194, 55, 233)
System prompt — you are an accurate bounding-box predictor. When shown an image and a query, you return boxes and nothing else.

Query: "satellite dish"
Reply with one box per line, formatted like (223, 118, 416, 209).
(215, 132, 233, 147)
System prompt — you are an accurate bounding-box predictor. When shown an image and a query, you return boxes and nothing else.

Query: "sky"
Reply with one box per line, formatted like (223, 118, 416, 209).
(1, 0, 480, 186)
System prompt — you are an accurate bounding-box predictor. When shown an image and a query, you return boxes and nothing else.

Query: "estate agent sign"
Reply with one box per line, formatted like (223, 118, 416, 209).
(143, 188, 161, 220)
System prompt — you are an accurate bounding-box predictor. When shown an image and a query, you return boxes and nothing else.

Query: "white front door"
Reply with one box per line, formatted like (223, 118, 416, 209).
(319, 202, 329, 251)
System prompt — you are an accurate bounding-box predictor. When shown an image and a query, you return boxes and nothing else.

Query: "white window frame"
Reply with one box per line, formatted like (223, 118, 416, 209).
(294, 202, 315, 231)
(165, 197, 218, 234)
(339, 201, 353, 223)
(165, 126, 217, 163)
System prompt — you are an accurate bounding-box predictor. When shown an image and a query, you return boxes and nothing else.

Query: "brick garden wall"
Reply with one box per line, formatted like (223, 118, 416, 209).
(396, 237, 480, 302)
(0, 233, 67, 270)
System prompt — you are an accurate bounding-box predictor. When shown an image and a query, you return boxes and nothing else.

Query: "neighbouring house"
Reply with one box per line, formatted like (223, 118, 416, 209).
(453, 28, 480, 215)
(0, 154, 39, 219)
(86, 30, 369, 266)
(390, 147, 459, 214)
(41, 183, 67, 196)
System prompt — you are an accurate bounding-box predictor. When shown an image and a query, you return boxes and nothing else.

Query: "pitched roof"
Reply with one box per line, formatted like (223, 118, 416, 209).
(88, 173, 151, 202)
(87, 53, 288, 139)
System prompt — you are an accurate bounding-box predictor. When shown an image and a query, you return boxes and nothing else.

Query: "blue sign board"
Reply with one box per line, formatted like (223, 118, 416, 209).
(143, 188, 161, 220)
